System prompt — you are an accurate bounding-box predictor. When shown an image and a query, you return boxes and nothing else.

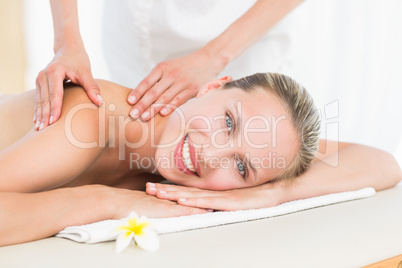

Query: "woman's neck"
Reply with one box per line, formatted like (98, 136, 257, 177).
(122, 114, 170, 175)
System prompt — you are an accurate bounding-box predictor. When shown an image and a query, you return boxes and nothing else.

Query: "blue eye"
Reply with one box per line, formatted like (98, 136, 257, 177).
(225, 112, 234, 131)
(235, 158, 246, 177)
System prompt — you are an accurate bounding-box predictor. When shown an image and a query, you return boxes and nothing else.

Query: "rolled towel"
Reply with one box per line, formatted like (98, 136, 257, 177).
(56, 187, 375, 243)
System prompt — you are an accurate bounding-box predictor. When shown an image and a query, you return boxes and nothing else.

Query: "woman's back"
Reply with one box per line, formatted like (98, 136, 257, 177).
(0, 91, 36, 151)
(0, 80, 158, 192)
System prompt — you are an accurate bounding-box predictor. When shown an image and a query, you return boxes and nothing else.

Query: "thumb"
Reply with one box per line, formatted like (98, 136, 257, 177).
(79, 72, 103, 106)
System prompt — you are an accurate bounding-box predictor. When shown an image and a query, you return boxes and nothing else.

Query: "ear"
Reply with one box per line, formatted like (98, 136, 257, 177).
(196, 76, 233, 98)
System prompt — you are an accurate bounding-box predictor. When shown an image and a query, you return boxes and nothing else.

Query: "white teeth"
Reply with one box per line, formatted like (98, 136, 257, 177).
(182, 137, 196, 172)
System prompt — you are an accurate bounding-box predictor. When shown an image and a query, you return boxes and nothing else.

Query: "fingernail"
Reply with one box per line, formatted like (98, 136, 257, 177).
(147, 182, 155, 187)
(49, 116, 53, 125)
(128, 96, 136, 104)
(130, 108, 139, 118)
(149, 187, 156, 191)
(39, 122, 45, 130)
(35, 121, 40, 129)
(179, 198, 187, 202)
(160, 108, 169, 115)
(97, 94, 104, 106)
(141, 111, 150, 120)
(159, 190, 167, 194)
(207, 209, 214, 212)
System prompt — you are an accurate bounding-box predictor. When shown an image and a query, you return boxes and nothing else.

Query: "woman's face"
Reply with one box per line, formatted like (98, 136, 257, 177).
(155, 83, 298, 190)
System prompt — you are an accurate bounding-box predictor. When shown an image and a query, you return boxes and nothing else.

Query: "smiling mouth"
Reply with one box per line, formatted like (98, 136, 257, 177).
(182, 135, 196, 172)
(175, 134, 200, 176)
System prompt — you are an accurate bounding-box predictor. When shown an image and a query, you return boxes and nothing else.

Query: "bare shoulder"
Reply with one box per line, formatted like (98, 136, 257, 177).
(63, 80, 131, 110)
(95, 79, 131, 98)
(95, 79, 132, 115)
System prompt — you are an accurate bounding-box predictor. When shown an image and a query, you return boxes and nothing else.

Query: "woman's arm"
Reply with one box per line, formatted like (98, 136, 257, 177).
(0, 185, 110, 246)
(128, 0, 304, 120)
(274, 140, 402, 202)
(146, 140, 402, 210)
(0, 185, 207, 246)
(202, 0, 303, 66)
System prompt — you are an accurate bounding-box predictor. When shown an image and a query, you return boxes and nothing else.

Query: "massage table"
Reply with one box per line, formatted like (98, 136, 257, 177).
(1, 183, 401, 268)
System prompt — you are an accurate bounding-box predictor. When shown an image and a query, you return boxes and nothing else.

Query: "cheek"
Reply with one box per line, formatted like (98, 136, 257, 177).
(154, 148, 172, 176)
(199, 169, 242, 190)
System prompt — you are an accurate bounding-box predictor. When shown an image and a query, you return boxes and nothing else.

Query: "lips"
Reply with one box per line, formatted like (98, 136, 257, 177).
(174, 133, 200, 176)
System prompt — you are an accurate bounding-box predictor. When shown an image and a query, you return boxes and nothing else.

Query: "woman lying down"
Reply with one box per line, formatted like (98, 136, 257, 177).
(0, 73, 400, 246)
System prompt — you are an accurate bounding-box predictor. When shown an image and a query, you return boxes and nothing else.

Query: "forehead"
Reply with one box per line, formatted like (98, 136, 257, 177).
(223, 87, 298, 181)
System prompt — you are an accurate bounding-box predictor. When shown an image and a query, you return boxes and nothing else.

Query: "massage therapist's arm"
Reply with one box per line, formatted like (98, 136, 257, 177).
(34, 0, 102, 130)
(128, 0, 304, 120)
(146, 141, 402, 210)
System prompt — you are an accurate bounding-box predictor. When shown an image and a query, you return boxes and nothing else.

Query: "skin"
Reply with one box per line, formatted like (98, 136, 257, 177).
(1, 76, 297, 192)
(0, 78, 401, 246)
(0, 77, 297, 245)
(155, 83, 298, 190)
(35, 0, 304, 129)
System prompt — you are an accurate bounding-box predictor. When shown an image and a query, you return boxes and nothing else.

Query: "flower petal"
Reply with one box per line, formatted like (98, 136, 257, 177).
(115, 232, 134, 254)
(134, 230, 160, 252)
(126, 211, 139, 220)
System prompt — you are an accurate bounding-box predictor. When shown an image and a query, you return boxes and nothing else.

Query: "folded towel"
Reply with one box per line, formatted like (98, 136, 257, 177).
(56, 187, 375, 243)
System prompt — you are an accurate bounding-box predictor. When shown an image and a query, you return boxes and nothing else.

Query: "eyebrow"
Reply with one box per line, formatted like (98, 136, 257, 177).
(233, 102, 258, 182)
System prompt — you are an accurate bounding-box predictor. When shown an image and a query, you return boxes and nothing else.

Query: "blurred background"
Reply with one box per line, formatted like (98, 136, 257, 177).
(1, 0, 401, 165)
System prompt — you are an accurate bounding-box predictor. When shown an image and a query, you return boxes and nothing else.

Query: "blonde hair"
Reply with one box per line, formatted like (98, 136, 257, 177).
(223, 72, 320, 182)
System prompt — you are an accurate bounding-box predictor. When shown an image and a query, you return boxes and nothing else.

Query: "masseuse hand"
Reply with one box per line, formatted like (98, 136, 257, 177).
(127, 49, 227, 121)
(145, 182, 285, 211)
(34, 43, 103, 130)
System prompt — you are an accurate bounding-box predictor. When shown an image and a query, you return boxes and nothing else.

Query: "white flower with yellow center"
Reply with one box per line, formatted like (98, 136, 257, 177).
(115, 212, 159, 253)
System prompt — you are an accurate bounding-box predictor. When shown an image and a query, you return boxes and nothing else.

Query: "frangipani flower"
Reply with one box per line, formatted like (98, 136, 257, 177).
(115, 212, 159, 253)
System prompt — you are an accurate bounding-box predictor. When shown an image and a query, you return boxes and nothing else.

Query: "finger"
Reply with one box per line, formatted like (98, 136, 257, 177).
(155, 190, 215, 202)
(146, 185, 195, 197)
(127, 67, 163, 105)
(177, 196, 233, 211)
(34, 78, 42, 129)
(78, 71, 103, 107)
(36, 72, 51, 130)
(146, 182, 200, 193)
(161, 205, 209, 217)
(179, 206, 211, 216)
(47, 70, 65, 125)
(160, 89, 196, 116)
(140, 83, 184, 121)
(131, 79, 172, 120)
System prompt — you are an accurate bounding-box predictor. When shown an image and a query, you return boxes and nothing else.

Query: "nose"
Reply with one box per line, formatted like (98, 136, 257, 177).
(191, 124, 235, 177)
(198, 140, 236, 178)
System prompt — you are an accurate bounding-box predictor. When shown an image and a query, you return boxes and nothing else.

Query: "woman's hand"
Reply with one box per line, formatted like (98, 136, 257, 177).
(127, 49, 228, 121)
(34, 43, 103, 130)
(145, 182, 285, 211)
(111, 188, 209, 219)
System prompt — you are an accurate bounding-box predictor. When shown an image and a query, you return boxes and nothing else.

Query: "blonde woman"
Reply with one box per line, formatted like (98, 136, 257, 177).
(0, 73, 400, 246)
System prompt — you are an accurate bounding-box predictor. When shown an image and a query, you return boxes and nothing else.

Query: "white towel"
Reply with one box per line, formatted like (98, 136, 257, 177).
(56, 187, 375, 243)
